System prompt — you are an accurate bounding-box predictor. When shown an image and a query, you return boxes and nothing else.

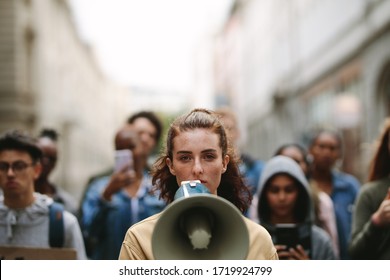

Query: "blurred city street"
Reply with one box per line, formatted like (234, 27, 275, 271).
(1, 0, 390, 201)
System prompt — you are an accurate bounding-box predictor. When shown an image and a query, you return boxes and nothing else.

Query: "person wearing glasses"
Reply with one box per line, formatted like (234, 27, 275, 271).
(34, 128, 78, 215)
(0, 129, 86, 259)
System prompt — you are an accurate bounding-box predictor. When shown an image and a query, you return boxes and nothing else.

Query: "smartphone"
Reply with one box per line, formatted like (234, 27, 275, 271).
(274, 224, 311, 254)
(114, 149, 133, 172)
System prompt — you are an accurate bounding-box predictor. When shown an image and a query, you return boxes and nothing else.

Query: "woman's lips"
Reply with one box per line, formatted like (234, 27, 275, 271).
(5, 180, 18, 188)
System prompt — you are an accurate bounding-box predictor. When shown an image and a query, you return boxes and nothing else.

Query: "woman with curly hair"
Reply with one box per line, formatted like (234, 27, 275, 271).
(119, 108, 277, 260)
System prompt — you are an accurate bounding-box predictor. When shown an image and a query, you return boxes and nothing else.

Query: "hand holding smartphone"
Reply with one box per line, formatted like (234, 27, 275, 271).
(114, 149, 134, 172)
(102, 149, 134, 201)
(274, 223, 311, 256)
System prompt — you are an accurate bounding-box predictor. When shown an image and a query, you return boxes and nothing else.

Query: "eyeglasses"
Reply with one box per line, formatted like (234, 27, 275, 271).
(0, 161, 35, 174)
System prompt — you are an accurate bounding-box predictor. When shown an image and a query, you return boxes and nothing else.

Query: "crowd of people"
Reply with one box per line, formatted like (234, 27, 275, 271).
(0, 107, 389, 260)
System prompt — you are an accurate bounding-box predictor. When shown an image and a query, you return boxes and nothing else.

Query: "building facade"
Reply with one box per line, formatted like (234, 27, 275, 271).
(214, 0, 390, 181)
(0, 0, 134, 201)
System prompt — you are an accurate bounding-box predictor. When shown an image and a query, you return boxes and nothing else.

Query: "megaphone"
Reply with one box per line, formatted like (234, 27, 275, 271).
(152, 180, 249, 259)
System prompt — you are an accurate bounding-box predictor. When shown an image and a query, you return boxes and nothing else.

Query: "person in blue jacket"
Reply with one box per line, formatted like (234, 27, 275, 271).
(308, 128, 360, 259)
(80, 126, 166, 259)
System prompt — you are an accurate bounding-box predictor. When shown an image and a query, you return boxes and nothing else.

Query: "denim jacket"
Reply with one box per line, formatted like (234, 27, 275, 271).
(331, 170, 360, 259)
(81, 173, 166, 259)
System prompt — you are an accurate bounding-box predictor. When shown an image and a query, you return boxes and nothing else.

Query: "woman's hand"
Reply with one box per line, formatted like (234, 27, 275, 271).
(102, 165, 136, 201)
(371, 187, 390, 227)
(275, 244, 310, 260)
(287, 245, 310, 260)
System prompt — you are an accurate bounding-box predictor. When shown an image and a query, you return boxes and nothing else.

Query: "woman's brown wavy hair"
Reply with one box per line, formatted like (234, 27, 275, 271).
(151, 108, 252, 213)
(367, 118, 390, 182)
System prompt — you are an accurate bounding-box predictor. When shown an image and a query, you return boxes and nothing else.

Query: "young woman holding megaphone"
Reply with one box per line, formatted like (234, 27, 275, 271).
(118, 108, 278, 260)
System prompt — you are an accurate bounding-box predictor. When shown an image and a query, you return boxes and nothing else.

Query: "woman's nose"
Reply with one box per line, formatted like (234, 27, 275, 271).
(277, 191, 287, 201)
(192, 158, 204, 175)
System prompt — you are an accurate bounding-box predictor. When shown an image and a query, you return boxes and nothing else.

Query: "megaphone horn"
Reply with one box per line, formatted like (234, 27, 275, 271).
(152, 181, 249, 260)
(180, 208, 214, 250)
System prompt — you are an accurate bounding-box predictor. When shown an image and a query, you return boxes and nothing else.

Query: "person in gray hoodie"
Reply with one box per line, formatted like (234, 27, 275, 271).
(250, 155, 336, 260)
(0, 129, 86, 259)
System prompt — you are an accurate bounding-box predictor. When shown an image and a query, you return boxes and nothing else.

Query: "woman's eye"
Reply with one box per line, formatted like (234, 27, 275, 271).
(269, 188, 279, 194)
(285, 186, 297, 193)
(179, 155, 191, 161)
(204, 153, 216, 160)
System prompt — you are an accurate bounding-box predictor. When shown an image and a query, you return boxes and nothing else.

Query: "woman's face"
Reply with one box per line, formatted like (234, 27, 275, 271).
(266, 174, 299, 223)
(166, 128, 229, 195)
(131, 117, 158, 158)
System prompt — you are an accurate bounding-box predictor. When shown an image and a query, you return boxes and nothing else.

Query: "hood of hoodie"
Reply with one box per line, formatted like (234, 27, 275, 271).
(0, 192, 54, 239)
(256, 155, 314, 228)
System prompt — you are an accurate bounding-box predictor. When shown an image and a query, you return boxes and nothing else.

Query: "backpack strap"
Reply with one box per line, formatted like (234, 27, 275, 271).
(49, 202, 65, 248)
